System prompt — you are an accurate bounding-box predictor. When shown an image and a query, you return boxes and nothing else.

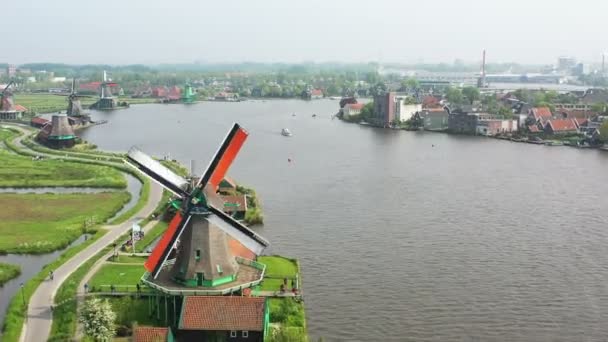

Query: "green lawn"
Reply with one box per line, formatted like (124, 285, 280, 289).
(0, 192, 130, 254)
(135, 220, 168, 252)
(258, 256, 298, 278)
(88, 264, 146, 291)
(259, 278, 285, 291)
(0, 149, 126, 188)
(110, 255, 147, 264)
(0, 262, 21, 286)
(0, 128, 17, 144)
(108, 297, 161, 327)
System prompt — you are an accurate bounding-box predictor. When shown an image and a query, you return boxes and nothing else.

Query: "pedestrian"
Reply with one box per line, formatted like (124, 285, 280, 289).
(110, 284, 115, 293)
(136, 283, 141, 293)
(283, 277, 288, 285)
(84, 283, 89, 293)
(49, 271, 54, 281)
(50, 305, 54, 313)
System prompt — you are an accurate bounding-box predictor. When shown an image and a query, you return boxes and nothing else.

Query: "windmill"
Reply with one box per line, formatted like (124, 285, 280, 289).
(126, 123, 269, 290)
(66, 78, 93, 117)
(90, 71, 128, 110)
(0, 82, 25, 120)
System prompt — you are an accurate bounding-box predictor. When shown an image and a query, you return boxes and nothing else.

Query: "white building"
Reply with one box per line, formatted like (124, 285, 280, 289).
(394, 95, 422, 122)
(342, 103, 365, 118)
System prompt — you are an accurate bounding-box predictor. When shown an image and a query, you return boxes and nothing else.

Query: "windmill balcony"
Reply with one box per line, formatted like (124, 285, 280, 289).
(141, 256, 266, 296)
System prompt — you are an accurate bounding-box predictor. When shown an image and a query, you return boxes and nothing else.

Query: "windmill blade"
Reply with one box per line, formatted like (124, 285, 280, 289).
(126, 147, 189, 198)
(2, 81, 14, 93)
(207, 204, 269, 255)
(197, 123, 248, 190)
(145, 212, 192, 278)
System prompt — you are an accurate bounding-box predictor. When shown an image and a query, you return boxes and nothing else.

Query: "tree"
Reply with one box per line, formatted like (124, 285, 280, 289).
(360, 102, 375, 121)
(79, 297, 116, 341)
(591, 102, 608, 114)
(600, 121, 608, 142)
(462, 86, 480, 105)
(445, 87, 463, 105)
(401, 78, 420, 92)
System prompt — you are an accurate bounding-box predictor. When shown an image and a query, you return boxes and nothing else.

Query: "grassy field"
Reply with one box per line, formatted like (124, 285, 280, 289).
(0, 192, 130, 254)
(258, 256, 299, 278)
(108, 176, 150, 225)
(88, 264, 146, 291)
(110, 255, 147, 264)
(109, 297, 159, 328)
(0, 149, 126, 188)
(14, 94, 158, 114)
(0, 263, 21, 286)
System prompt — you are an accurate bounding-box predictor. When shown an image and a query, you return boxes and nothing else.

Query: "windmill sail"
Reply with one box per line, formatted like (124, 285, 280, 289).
(207, 205, 269, 255)
(126, 148, 189, 197)
(197, 123, 249, 189)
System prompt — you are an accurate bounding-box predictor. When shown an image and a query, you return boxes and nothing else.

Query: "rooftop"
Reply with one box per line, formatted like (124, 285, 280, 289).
(180, 296, 266, 331)
(546, 119, 578, 131)
(133, 327, 170, 342)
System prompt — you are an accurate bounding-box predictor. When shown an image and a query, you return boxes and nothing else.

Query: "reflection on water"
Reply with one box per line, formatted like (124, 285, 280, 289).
(74, 100, 608, 341)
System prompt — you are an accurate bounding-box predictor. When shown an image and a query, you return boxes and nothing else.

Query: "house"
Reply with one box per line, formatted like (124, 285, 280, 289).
(373, 92, 396, 126)
(528, 124, 541, 134)
(422, 95, 441, 108)
(152, 87, 168, 98)
(476, 119, 518, 136)
(420, 108, 449, 131)
(395, 101, 422, 122)
(310, 89, 323, 99)
(221, 194, 248, 220)
(556, 109, 596, 119)
(31, 117, 49, 128)
(178, 296, 268, 342)
(447, 109, 493, 134)
(219, 177, 237, 195)
(132, 326, 174, 342)
(167, 86, 181, 101)
(544, 119, 579, 135)
(371, 92, 421, 125)
(342, 103, 365, 118)
(215, 92, 238, 101)
(529, 107, 553, 123)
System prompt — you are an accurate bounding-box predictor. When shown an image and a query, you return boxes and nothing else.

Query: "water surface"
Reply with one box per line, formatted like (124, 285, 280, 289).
(80, 100, 608, 341)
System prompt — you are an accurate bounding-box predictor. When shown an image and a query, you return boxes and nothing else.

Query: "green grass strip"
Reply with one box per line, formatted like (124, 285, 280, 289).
(0, 263, 21, 287)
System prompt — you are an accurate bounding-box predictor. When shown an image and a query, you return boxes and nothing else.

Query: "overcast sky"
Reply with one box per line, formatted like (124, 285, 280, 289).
(3, 0, 607, 65)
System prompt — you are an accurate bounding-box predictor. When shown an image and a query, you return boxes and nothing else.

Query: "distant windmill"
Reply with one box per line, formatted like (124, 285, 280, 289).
(90, 70, 128, 110)
(0, 81, 16, 112)
(55, 79, 93, 117)
(0, 82, 25, 120)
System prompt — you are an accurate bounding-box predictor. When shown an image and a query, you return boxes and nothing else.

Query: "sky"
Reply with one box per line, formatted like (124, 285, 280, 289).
(3, 0, 608, 65)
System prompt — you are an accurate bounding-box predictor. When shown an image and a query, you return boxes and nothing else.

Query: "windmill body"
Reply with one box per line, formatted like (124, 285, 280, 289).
(90, 71, 129, 110)
(0, 82, 25, 120)
(126, 123, 269, 295)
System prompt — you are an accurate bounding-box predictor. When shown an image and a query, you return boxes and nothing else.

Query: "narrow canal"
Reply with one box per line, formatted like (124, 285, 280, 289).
(0, 173, 141, 327)
(71, 99, 608, 341)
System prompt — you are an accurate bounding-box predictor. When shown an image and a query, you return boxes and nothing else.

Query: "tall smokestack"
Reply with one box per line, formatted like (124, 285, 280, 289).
(478, 49, 486, 88)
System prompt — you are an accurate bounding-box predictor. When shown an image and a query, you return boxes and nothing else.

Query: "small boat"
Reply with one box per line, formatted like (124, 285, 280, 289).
(312, 114, 317, 118)
(292, 113, 296, 117)
(281, 128, 292, 137)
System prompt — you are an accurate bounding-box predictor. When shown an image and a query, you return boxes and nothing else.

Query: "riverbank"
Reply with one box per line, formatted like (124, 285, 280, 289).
(0, 263, 21, 287)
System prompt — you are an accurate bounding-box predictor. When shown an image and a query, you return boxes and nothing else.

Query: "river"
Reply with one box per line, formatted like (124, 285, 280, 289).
(80, 100, 608, 341)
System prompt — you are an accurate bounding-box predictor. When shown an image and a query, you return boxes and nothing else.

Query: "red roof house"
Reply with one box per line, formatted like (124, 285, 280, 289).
(527, 124, 541, 133)
(544, 119, 578, 134)
(31, 117, 49, 128)
(133, 326, 174, 342)
(529, 107, 553, 122)
(310, 89, 323, 99)
(422, 95, 440, 108)
(179, 296, 268, 341)
(152, 87, 168, 98)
